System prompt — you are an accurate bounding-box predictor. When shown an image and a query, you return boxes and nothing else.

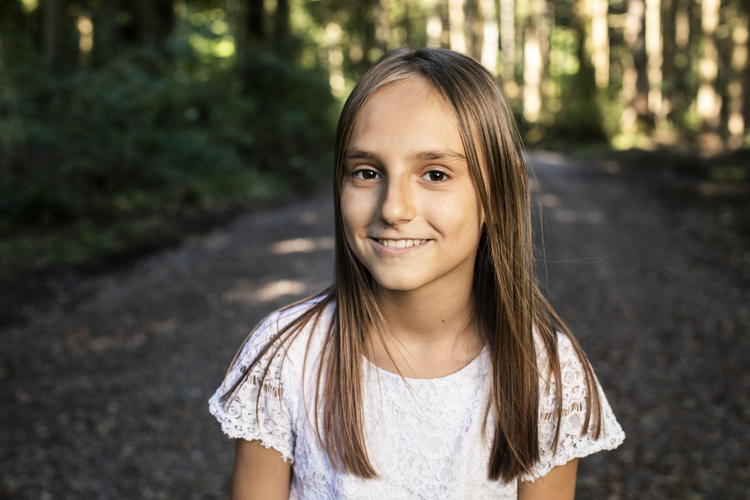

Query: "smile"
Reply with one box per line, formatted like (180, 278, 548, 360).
(374, 238, 428, 249)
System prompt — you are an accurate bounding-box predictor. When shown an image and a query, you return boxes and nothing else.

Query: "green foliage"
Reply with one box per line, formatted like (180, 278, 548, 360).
(0, 45, 336, 274)
(537, 62, 607, 146)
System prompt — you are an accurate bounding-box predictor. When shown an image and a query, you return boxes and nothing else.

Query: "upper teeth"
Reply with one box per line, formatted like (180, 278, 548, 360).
(377, 239, 427, 248)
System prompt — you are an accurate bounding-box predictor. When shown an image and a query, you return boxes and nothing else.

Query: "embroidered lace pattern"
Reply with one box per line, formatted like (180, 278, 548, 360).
(208, 301, 625, 499)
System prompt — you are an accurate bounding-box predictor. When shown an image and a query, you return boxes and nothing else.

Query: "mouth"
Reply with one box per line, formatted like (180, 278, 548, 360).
(373, 238, 429, 249)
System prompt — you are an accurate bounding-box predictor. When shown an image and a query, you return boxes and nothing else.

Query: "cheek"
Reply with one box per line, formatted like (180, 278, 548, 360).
(434, 191, 483, 232)
(340, 187, 367, 243)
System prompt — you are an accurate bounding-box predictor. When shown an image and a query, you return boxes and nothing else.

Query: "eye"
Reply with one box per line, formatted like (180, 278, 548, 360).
(353, 168, 381, 180)
(422, 170, 449, 182)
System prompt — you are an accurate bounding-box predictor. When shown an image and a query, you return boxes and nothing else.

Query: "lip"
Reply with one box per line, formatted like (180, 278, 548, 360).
(369, 237, 431, 254)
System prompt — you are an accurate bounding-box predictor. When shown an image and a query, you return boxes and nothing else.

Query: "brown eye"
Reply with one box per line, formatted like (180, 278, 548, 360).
(354, 169, 381, 180)
(423, 170, 448, 182)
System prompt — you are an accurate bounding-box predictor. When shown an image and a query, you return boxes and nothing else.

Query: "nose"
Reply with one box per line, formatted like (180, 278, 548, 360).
(379, 175, 415, 226)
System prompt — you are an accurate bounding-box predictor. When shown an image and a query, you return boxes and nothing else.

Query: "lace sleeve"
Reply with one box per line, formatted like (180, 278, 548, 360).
(521, 332, 625, 482)
(208, 312, 297, 462)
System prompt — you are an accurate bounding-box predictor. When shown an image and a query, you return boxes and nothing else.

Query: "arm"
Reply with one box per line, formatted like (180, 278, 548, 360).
(231, 439, 292, 500)
(517, 458, 579, 500)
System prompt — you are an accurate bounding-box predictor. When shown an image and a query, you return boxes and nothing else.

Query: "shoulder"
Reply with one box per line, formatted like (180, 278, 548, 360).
(235, 295, 334, 376)
(524, 327, 625, 481)
(207, 295, 335, 460)
(213, 294, 334, 405)
(534, 330, 590, 420)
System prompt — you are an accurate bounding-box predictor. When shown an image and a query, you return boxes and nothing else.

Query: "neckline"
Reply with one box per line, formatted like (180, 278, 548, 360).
(362, 346, 487, 382)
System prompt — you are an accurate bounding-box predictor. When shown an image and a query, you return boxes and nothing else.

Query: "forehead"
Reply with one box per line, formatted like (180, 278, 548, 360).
(348, 77, 464, 154)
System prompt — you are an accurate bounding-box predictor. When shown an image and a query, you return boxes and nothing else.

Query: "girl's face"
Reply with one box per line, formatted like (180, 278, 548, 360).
(340, 77, 484, 296)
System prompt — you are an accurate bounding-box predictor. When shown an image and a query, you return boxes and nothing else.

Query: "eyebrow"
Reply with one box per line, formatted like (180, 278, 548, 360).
(344, 148, 466, 162)
(344, 148, 383, 162)
(411, 149, 466, 162)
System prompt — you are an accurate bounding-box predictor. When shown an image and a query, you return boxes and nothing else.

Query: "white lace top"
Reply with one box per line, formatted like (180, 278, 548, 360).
(209, 300, 625, 499)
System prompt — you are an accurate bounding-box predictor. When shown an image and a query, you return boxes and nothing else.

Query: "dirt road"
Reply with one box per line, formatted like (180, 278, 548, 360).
(2, 151, 748, 499)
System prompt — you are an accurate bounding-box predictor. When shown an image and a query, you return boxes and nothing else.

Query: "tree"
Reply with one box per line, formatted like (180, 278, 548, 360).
(620, 0, 650, 133)
(480, 0, 499, 72)
(727, 8, 748, 147)
(448, 0, 467, 51)
(696, 0, 722, 130)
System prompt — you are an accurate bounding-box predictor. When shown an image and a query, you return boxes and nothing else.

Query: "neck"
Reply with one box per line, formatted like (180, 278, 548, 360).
(367, 280, 484, 378)
(373, 282, 475, 343)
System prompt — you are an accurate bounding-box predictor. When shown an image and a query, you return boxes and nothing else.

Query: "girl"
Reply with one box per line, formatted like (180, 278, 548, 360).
(209, 48, 624, 499)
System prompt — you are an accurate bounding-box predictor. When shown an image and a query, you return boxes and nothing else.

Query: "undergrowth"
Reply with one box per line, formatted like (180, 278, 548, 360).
(0, 47, 336, 277)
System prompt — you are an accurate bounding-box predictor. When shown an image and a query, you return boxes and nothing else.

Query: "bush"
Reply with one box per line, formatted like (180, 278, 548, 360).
(0, 47, 336, 273)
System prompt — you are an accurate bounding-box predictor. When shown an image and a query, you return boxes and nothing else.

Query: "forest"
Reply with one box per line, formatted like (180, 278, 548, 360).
(0, 0, 748, 277)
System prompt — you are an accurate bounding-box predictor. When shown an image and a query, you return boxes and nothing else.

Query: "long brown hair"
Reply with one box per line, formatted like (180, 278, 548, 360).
(221, 47, 602, 482)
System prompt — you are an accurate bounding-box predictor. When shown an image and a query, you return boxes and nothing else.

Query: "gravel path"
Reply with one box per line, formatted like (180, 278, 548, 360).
(1, 152, 748, 499)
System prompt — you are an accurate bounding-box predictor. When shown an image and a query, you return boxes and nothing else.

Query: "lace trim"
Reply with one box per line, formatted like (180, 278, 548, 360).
(208, 301, 625, 496)
(208, 311, 297, 463)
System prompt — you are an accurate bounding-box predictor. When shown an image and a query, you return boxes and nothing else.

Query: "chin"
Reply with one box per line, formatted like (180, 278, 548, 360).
(371, 274, 428, 293)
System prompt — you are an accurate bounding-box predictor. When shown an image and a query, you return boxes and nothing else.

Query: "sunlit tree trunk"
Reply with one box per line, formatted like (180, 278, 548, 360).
(480, 0, 498, 72)
(591, 0, 609, 88)
(523, 0, 546, 122)
(696, 0, 721, 129)
(645, 0, 664, 125)
(448, 0, 467, 52)
(500, 0, 516, 90)
(728, 11, 748, 147)
(620, 0, 649, 133)
(523, 24, 542, 122)
(427, 0, 443, 47)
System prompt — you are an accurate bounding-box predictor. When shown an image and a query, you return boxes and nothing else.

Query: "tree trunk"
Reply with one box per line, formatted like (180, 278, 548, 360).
(696, 0, 721, 129)
(427, 3, 443, 48)
(591, 0, 609, 88)
(274, 0, 290, 43)
(0, 0, 28, 62)
(246, 0, 265, 47)
(728, 10, 748, 147)
(669, 0, 692, 125)
(151, 0, 174, 47)
(440, 0, 451, 48)
(42, 0, 68, 72)
(523, 24, 542, 122)
(661, 0, 675, 118)
(93, 0, 120, 67)
(500, 0, 516, 89)
(620, 0, 650, 133)
(448, 0, 466, 52)
(523, 0, 547, 122)
(645, 0, 663, 124)
(354, 0, 377, 74)
(480, 0, 498, 72)
(465, 0, 483, 60)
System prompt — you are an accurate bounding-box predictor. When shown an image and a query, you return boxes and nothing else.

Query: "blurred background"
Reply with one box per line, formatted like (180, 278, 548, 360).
(1, 0, 750, 498)
(0, 0, 748, 282)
